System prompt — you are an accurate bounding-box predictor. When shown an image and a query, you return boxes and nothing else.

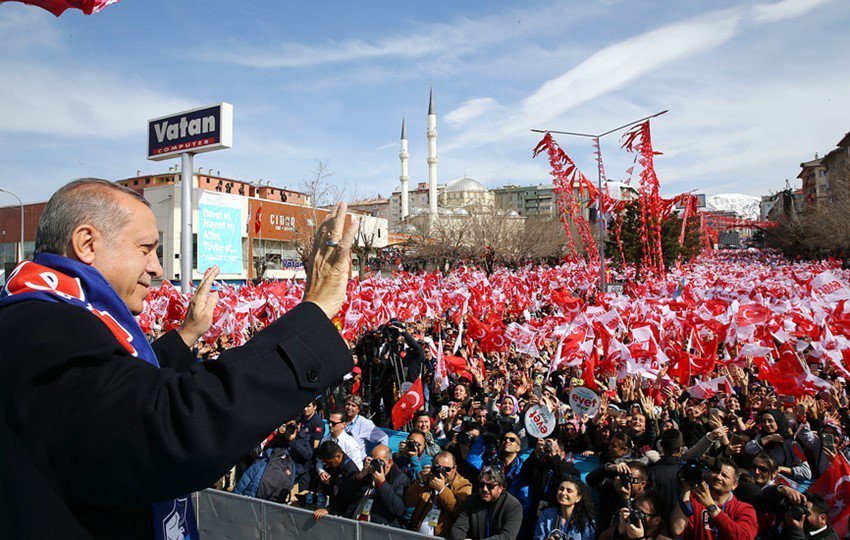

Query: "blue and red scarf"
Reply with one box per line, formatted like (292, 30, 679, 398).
(0, 253, 200, 540)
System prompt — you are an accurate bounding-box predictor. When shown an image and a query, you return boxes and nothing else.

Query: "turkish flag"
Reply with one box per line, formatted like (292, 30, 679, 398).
(736, 303, 772, 327)
(582, 345, 599, 390)
(254, 203, 263, 235)
(3, 0, 119, 16)
(807, 453, 850, 537)
(391, 377, 424, 429)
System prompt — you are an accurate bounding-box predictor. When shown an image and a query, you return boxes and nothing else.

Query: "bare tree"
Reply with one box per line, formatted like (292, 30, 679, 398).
(294, 160, 353, 267)
(351, 224, 381, 278)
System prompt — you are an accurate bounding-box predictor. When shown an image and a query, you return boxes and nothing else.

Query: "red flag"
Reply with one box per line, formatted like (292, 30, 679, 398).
(807, 453, 850, 537)
(254, 203, 263, 235)
(391, 377, 424, 429)
(3, 0, 119, 16)
(582, 344, 599, 390)
(736, 303, 772, 327)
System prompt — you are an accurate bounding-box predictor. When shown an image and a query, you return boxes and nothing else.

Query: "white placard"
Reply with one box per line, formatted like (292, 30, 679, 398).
(569, 387, 601, 418)
(524, 404, 556, 439)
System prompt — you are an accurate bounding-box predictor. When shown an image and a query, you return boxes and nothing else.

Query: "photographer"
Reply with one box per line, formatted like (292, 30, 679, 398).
(268, 420, 313, 493)
(670, 456, 757, 540)
(351, 445, 409, 526)
(533, 477, 596, 540)
(780, 494, 838, 540)
(587, 460, 649, 531)
(404, 451, 473, 536)
(395, 431, 434, 482)
(611, 491, 671, 540)
(648, 429, 686, 518)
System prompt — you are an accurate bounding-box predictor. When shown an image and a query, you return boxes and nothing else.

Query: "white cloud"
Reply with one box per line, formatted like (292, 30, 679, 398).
(207, 5, 578, 69)
(0, 63, 192, 138)
(503, 8, 743, 138)
(445, 98, 499, 126)
(752, 0, 835, 23)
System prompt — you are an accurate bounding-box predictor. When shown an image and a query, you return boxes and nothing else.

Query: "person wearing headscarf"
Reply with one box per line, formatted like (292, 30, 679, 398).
(744, 409, 811, 479)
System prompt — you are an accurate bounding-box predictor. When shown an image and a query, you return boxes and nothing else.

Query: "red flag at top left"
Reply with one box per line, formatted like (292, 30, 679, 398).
(2, 0, 120, 16)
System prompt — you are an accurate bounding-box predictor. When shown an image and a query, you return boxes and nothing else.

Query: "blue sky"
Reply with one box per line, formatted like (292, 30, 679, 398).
(0, 0, 848, 204)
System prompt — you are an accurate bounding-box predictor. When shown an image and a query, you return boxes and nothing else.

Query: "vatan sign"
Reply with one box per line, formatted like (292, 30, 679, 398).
(147, 103, 233, 161)
(197, 192, 243, 275)
(524, 404, 556, 439)
(568, 387, 601, 418)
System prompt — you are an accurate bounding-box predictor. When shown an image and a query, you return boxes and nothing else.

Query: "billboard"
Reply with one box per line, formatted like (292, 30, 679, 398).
(147, 103, 233, 161)
(197, 192, 243, 275)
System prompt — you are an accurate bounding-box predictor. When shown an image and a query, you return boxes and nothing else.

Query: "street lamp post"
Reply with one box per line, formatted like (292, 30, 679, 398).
(532, 110, 668, 292)
(0, 187, 25, 262)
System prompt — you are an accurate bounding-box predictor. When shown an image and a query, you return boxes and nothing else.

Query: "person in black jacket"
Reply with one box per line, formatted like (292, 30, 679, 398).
(297, 399, 326, 490)
(449, 467, 523, 540)
(587, 460, 649, 532)
(647, 428, 685, 518)
(351, 444, 410, 526)
(0, 179, 359, 539)
(313, 441, 368, 520)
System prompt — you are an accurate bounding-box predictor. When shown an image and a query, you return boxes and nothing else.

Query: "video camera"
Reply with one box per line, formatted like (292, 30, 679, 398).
(678, 458, 711, 485)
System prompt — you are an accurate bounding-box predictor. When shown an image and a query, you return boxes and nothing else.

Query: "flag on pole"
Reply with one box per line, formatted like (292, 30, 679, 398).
(391, 377, 424, 429)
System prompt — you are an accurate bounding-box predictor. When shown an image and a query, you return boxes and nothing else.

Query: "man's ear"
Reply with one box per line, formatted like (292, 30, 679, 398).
(69, 224, 99, 264)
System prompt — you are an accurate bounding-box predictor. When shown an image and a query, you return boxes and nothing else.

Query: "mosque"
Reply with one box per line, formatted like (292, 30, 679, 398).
(387, 89, 504, 231)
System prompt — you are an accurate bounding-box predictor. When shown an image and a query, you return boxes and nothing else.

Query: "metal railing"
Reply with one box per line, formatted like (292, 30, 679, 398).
(195, 489, 433, 540)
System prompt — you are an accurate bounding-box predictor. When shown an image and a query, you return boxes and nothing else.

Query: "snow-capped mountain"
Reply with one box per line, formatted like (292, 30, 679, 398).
(705, 193, 761, 220)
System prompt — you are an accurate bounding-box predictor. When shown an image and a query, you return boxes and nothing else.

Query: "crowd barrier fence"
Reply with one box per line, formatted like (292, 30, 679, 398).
(194, 489, 433, 540)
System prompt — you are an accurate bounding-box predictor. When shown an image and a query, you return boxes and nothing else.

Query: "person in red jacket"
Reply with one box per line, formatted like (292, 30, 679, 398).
(670, 456, 758, 540)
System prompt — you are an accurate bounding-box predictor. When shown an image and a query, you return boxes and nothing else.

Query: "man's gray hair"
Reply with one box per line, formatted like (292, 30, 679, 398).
(479, 466, 506, 487)
(35, 178, 150, 256)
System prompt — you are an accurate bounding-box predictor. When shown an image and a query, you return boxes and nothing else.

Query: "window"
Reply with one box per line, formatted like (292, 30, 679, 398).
(145, 179, 151, 184)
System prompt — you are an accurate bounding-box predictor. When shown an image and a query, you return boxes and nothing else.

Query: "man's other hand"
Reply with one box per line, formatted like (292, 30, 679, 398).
(178, 265, 220, 348)
(303, 201, 360, 319)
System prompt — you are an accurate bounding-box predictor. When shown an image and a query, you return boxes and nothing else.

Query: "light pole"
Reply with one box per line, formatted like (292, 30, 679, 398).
(0, 187, 25, 262)
(532, 109, 668, 292)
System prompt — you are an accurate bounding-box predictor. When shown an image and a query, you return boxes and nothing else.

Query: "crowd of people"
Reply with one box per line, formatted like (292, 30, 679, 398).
(142, 251, 850, 540)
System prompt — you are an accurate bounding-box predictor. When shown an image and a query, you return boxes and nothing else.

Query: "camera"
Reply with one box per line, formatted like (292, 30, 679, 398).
(431, 464, 449, 478)
(787, 505, 808, 521)
(678, 458, 707, 485)
(283, 422, 298, 436)
(629, 507, 646, 526)
(370, 458, 385, 473)
(546, 530, 565, 540)
(617, 472, 636, 486)
(456, 432, 472, 446)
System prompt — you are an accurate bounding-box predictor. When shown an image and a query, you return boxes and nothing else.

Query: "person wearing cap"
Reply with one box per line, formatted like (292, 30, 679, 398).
(343, 395, 388, 456)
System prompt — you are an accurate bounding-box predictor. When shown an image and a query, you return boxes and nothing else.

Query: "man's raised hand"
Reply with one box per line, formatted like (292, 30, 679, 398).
(178, 265, 220, 348)
(303, 201, 360, 319)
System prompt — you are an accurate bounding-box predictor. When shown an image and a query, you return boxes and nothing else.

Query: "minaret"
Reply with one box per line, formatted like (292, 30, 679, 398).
(427, 87, 438, 215)
(399, 117, 409, 220)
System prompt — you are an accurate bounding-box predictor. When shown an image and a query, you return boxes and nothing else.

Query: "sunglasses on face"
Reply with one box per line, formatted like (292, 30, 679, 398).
(752, 464, 773, 473)
(329, 420, 344, 426)
(480, 482, 500, 490)
(501, 437, 519, 444)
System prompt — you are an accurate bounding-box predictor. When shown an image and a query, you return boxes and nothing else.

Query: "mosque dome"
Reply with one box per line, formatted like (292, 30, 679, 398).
(447, 176, 486, 192)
